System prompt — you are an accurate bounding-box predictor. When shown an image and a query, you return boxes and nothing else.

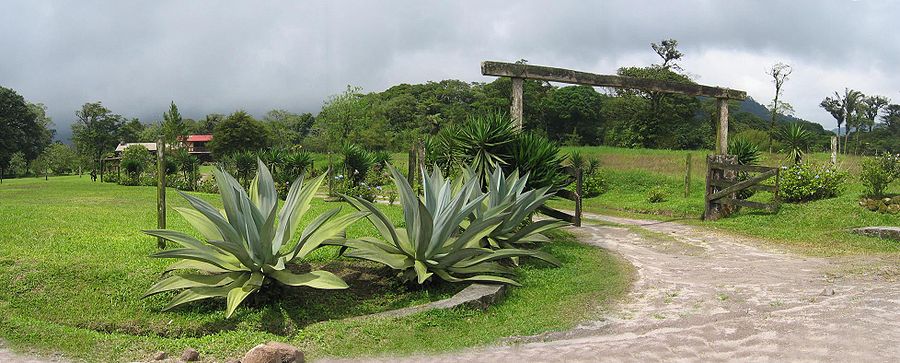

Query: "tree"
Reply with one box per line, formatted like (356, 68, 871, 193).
(651, 38, 684, 71)
(162, 101, 187, 145)
(310, 86, 389, 151)
(8, 152, 27, 177)
(43, 143, 77, 175)
(209, 110, 271, 157)
(543, 86, 604, 145)
(263, 109, 315, 148)
(882, 104, 900, 131)
(120, 144, 151, 183)
(819, 96, 844, 153)
(118, 118, 145, 143)
(0, 87, 51, 178)
(766, 63, 793, 150)
(862, 95, 889, 132)
(196, 113, 224, 134)
(71, 102, 122, 170)
(840, 88, 864, 154)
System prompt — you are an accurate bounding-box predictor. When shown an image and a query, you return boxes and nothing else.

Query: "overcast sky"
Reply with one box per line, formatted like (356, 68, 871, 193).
(2, 0, 898, 141)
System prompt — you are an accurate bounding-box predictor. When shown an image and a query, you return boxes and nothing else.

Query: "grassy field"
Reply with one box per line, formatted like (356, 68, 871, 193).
(551, 146, 899, 256)
(0, 175, 630, 362)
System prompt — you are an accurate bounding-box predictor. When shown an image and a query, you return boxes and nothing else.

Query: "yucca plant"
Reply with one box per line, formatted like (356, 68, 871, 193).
(453, 113, 516, 181)
(342, 166, 560, 286)
(779, 123, 811, 165)
(282, 150, 313, 181)
(507, 131, 568, 191)
(470, 168, 569, 251)
(142, 160, 368, 318)
(729, 137, 761, 166)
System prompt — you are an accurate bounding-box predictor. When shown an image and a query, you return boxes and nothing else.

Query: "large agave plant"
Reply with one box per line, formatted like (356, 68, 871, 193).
(470, 168, 569, 250)
(342, 166, 560, 286)
(142, 160, 368, 318)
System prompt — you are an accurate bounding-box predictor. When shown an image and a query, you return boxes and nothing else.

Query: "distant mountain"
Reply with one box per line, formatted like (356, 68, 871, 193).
(738, 97, 832, 134)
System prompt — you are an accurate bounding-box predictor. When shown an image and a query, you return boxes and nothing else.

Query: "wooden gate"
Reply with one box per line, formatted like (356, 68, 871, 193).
(539, 166, 583, 227)
(704, 155, 781, 220)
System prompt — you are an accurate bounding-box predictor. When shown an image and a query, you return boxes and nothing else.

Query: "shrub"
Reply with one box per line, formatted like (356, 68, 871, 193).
(342, 166, 560, 286)
(120, 145, 151, 184)
(196, 176, 219, 194)
(580, 172, 608, 198)
(507, 132, 568, 191)
(646, 186, 668, 203)
(780, 163, 848, 202)
(859, 152, 899, 197)
(143, 160, 367, 318)
(342, 143, 376, 185)
(8, 152, 27, 177)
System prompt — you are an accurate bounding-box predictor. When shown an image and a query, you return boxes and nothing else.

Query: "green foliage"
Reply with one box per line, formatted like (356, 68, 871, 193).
(162, 101, 187, 145)
(508, 132, 568, 190)
(0, 87, 52, 172)
(263, 109, 315, 148)
(452, 113, 516, 181)
(646, 185, 668, 203)
(210, 110, 271, 158)
(578, 172, 608, 198)
(42, 143, 78, 175)
(342, 167, 560, 286)
(120, 145, 151, 184)
(470, 168, 568, 251)
(342, 143, 376, 185)
(859, 152, 899, 197)
(143, 161, 367, 318)
(780, 163, 848, 202)
(729, 138, 761, 166)
(779, 123, 812, 164)
(7, 152, 27, 177)
(171, 147, 199, 191)
(282, 150, 314, 181)
(72, 102, 123, 167)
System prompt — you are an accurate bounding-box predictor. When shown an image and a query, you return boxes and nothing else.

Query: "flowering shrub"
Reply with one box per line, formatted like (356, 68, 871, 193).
(780, 164, 847, 202)
(859, 152, 900, 197)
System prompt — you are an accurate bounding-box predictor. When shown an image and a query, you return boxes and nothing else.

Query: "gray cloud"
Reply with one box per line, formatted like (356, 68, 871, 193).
(1, 0, 897, 141)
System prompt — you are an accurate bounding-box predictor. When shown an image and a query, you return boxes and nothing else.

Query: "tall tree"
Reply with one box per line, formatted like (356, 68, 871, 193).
(263, 109, 315, 148)
(840, 89, 864, 154)
(766, 63, 793, 151)
(209, 110, 271, 157)
(0, 87, 52, 178)
(118, 118, 145, 143)
(197, 113, 224, 134)
(651, 38, 684, 71)
(882, 104, 900, 131)
(861, 95, 889, 132)
(162, 101, 187, 145)
(71, 102, 123, 170)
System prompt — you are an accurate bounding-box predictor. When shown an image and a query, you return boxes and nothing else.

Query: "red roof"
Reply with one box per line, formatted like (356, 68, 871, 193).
(185, 134, 213, 142)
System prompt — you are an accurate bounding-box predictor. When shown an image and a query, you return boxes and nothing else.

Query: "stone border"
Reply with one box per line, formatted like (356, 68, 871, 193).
(353, 283, 508, 320)
(852, 226, 900, 241)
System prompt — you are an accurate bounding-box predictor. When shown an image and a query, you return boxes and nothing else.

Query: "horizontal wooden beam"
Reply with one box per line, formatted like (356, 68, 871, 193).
(482, 61, 747, 100)
(708, 162, 779, 173)
(709, 180, 777, 193)
(538, 206, 576, 224)
(718, 198, 780, 212)
(707, 169, 778, 201)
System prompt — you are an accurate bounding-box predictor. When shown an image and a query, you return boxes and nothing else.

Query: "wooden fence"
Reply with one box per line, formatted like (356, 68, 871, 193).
(704, 155, 780, 220)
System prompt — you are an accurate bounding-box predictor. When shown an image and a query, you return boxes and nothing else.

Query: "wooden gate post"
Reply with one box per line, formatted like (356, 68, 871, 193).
(715, 98, 729, 155)
(574, 167, 583, 227)
(510, 77, 524, 130)
(156, 139, 167, 249)
(684, 153, 692, 197)
(704, 155, 737, 220)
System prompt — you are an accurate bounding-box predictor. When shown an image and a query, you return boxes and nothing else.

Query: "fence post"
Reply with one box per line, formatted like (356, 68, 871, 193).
(715, 98, 729, 155)
(574, 167, 583, 227)
(684, 153, 692, 197)
(830, 136, 838, 165)
(704, 154, 737, 221)
(156, 139, 167, 249)
(408, 143, 417, 187)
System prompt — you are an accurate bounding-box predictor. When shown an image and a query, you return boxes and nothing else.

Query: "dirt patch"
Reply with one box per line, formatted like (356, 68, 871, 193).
(325, 213, 900, 362)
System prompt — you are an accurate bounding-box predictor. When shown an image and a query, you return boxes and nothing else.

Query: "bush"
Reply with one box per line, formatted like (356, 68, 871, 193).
(196, 176, 219, 194)
(646, 185, 668, 203)
(120, 145, 151, 184)
(570, 171, 607, 198)
(780, 163, 847, 202)
(859, 152, 899, 197)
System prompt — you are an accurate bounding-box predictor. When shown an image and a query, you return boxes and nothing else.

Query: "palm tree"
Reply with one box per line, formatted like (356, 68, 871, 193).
(819, 96, 844, 153)
(841, 88, 863, 154)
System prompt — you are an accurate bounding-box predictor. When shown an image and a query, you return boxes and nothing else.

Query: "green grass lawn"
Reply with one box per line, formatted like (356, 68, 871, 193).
(552, 146, 899, 256)
(0, 175, 629, 362)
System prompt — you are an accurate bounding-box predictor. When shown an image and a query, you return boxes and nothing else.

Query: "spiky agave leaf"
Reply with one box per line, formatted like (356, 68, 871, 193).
(470, 167, 569, 251)
(342, 166, 560, 286)
(143, 159, 367, 318)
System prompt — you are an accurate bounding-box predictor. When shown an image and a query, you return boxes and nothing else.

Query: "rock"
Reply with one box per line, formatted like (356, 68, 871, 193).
(242, 342, 304, 363)
(821, 287, 835, 296)
(151, 351, 168, 360)
(180, 348, 200, 362)
(852, 226, 900, 241)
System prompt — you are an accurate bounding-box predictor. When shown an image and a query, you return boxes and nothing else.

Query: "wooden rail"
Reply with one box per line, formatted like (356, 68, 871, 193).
(704, 155, 780, 220)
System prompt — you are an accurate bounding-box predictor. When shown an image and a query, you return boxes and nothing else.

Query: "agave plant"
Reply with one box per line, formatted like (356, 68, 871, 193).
(507, 131, 568, 191)
(341, 166, 560, 286)
(729, 137, 761, 166)
(142, 160, 368, 318)
(470, 168, 569, 251)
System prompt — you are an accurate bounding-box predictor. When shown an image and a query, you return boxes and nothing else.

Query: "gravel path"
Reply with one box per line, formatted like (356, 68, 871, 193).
(325, 214, 900, 362)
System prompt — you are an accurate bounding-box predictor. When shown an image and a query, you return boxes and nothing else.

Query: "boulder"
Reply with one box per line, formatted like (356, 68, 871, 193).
(151, 351, 168, 361)
(242, 342, 304, 363)
(180, 348, 200, 362)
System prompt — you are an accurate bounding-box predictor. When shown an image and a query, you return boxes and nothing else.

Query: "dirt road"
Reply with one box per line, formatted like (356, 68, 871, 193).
(328, 214, 900, 362)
